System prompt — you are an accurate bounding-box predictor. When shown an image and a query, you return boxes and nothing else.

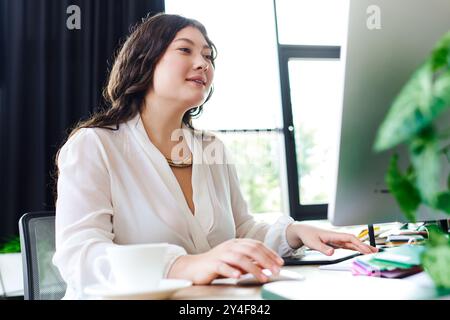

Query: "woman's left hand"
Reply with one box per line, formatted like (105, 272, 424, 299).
(286, 223, 378, 255)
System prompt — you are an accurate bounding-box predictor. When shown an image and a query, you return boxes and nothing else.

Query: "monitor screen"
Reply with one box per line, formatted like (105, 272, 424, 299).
(328, 0, 450, 226)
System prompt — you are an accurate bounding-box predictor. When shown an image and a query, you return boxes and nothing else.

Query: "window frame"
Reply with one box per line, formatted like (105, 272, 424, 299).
(273, 1, 341, 221)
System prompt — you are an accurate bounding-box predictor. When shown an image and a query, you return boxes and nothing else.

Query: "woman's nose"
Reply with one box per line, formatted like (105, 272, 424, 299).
(194, 56, 209, 71)
(195, 62, 208, 71)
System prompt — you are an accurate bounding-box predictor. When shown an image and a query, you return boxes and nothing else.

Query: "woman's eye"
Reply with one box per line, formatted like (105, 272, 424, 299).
(179, 48, 213, 61)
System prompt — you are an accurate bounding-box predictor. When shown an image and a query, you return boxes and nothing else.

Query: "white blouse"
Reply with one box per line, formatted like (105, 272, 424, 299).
(53, 113, 296, 299)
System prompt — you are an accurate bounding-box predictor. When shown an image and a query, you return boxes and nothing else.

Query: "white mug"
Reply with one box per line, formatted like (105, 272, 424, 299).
(93, 243, 168, 292)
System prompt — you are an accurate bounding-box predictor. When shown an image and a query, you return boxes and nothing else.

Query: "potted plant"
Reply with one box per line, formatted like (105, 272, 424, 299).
(0, 236, 21, 254)
(374, 30, 450, 290)
(0, 236, 23, 296)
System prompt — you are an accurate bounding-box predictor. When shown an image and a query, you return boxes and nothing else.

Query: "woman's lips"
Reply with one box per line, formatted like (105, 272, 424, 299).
(187, 79, 206, 87)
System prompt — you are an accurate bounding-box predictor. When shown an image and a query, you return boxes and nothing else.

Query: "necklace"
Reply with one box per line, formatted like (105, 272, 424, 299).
(165, 152, 193, 168)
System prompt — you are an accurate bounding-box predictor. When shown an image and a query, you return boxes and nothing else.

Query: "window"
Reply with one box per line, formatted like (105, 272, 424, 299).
(276, 0, 348, 46)
(289, 58, 343, 206)
(275, 0, 349, 220)
(166, 0, 349, 221)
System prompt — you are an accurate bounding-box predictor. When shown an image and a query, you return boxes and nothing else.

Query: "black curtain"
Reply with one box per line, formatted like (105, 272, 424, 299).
(0, 0, 165, 241)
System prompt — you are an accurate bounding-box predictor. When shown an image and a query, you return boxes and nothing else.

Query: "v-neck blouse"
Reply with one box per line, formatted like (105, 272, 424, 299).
(53, 114, 295, 299)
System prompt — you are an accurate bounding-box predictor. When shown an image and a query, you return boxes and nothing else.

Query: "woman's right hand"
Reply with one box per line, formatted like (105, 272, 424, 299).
(167, 239, 284, 285)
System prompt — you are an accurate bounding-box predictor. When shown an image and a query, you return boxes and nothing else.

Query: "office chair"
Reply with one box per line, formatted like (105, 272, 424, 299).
(18, 212, 66, 300)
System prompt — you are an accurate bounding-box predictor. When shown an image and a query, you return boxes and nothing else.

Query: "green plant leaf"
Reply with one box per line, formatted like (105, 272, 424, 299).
(374, 31, 450, 152)
(426, 225, 450, 247)
(431, 30, 450, 71)
(374, 62, 433, 152)
(421, 241, 450, 289)
(409, 128, 441, 205)
(434, 70, 450, 106)
(385, 154, 420, 222)
(435, 191, 450, 214)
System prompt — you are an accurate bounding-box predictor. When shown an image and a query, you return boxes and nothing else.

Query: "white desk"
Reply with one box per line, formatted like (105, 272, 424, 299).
(171, 265, 443, 300)
(171, 221, 446, 300)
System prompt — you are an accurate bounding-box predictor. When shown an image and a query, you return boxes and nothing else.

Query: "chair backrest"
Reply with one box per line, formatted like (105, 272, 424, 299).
(18, 212, 66, 300)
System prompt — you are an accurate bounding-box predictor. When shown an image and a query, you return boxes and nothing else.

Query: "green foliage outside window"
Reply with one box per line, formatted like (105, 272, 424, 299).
(219, 132, 283, 215)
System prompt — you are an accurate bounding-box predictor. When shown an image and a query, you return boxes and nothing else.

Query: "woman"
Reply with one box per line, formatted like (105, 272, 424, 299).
(53, 13, 377, 299)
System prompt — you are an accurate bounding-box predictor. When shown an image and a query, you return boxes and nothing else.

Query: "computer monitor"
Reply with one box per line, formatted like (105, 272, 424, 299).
(328, 0, 450, 226)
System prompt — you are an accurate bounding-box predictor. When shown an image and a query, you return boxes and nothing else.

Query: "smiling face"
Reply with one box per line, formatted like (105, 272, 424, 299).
(150, 26, 215, 112)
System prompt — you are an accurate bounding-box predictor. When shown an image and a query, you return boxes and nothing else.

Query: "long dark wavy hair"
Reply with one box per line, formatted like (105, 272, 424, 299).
(53, 13, 216, 198)
(74, 12, 216, 134)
